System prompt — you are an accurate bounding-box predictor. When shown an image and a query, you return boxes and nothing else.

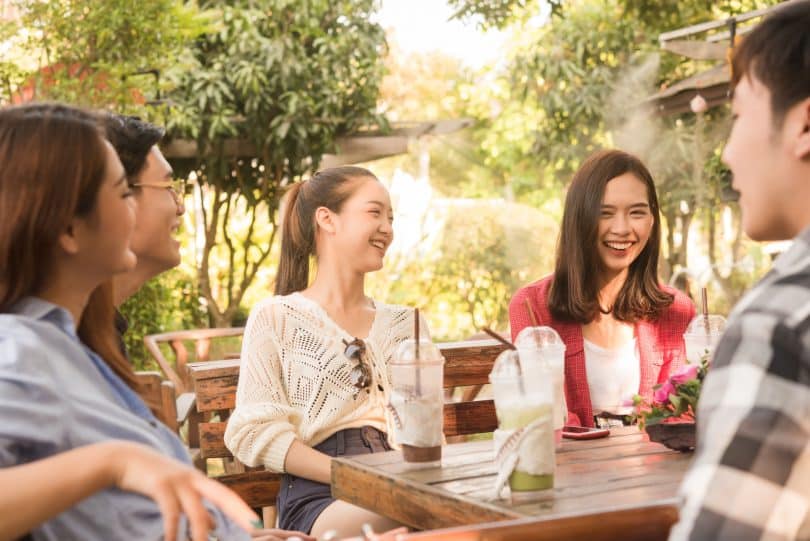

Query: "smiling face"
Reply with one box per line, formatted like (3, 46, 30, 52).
(326, 176, 394, 272)
(129, 146, 184, 274)
(722, 75, 810, 241)
(595, 172, 654, 281)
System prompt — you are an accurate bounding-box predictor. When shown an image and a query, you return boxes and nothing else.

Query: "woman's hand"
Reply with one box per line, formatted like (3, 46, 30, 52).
(108, 441, 260, 541)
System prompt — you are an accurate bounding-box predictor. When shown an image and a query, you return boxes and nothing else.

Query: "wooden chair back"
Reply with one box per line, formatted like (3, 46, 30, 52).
(134, 371, 179, 432)
(186, 339, 507, 508)
(144, 327, 244, 394)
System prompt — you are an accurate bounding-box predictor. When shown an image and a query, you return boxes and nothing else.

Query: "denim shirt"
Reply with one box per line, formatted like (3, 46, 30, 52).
(0, 297, 249, 541)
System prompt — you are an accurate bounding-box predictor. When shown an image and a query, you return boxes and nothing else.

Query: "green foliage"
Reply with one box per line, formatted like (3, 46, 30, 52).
(165, 0, 387, 326)
(119, 269, 207, 370)
(1, 0, 207, 107)
(370, 200, 558, 340)
(447, 0, 554, 29)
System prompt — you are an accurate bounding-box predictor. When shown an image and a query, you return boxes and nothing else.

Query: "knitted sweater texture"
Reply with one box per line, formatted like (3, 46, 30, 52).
(224, 293, 422, 472)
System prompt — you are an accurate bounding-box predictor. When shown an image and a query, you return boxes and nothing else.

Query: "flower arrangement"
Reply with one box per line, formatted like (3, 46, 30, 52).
(632, 355, 709, 430)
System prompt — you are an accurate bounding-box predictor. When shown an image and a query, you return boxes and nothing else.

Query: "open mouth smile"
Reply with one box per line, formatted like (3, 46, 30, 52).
(604, 241, 635, 252)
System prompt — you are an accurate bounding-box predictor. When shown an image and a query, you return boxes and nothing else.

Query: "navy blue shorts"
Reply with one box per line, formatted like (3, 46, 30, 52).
(276, 427, 392, 534)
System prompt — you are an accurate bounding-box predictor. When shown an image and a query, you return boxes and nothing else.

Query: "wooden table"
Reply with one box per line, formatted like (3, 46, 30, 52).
(332, 427, 691, 533)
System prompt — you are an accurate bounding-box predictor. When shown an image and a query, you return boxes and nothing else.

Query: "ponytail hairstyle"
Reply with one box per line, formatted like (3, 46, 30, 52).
(548, 149, 673, 324)
(275, 166, 378, 295)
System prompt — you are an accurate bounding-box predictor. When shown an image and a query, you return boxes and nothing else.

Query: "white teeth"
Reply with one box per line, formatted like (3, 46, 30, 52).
(606, 242, 632, 250)
(370, 241, 385, 250)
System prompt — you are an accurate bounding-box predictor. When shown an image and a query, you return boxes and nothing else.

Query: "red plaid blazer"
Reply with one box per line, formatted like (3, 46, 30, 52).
(509, 275, 695, 427)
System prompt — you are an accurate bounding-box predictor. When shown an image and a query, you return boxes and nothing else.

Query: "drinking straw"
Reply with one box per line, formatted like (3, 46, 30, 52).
(414, 308, 421, 396)
(701, 287, 710, 335)
(481, 327, 524, 396)
(524, 299, 539, 327)
(481, 327, 516, 350)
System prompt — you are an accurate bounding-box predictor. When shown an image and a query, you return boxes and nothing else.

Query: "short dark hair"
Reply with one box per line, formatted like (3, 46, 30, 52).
(548, 149, 673, 324)
(103, 114, 165, 180)
(731, 0, 810, 126)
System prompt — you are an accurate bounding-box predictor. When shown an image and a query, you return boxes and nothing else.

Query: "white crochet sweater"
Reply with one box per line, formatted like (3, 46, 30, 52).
(224, 292, 426, 473)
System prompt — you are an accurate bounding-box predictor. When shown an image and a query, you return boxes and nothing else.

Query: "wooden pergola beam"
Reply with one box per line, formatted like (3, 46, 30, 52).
(161, 118, 473, 164)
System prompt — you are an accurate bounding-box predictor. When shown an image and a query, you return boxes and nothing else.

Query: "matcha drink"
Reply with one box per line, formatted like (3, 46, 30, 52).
(490, 349, 555, 494)
(515, 326, 567, 446)
(495, 401, 554, 491)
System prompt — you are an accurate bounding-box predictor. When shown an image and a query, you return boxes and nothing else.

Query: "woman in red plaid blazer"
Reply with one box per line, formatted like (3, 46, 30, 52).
(509, 150, 695, 427)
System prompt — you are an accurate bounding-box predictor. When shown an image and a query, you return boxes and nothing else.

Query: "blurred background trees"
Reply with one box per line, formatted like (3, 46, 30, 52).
(0, 0, 783, 365)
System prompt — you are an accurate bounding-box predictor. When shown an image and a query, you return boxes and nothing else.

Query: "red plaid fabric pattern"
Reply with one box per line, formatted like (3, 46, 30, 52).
(509, 275, 695, 427)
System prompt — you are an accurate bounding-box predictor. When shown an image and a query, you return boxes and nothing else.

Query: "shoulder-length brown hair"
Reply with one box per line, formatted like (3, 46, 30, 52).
(548, 149, 673, 324)
(0, 103, 137, 389)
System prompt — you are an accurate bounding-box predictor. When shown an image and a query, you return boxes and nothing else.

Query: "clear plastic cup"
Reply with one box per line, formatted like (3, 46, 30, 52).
(683, 314, 726, 364)
(390, 339, 445, 463)
(514, 326, 567, 447)
(489, 350, 554, 492)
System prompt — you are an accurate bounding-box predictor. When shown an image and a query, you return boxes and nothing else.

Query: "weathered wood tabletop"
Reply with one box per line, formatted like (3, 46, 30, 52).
(331, 426, 692, 532)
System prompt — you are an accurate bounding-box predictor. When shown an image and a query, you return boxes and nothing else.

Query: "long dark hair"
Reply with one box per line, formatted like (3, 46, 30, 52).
(548, 149, 673, 324)
(0, 103, 138, 390)
(275, 166, 379, 295)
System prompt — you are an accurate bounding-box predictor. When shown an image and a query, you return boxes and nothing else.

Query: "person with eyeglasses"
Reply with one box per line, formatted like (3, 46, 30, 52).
(225, 166, 430, 539)
(102, 115, 187, 310)
(0, 103, 278, 541)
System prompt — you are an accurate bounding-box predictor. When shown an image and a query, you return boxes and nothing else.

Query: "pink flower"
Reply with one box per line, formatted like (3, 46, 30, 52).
(654, 381, 675, 404)
(670, 364, 700, 386)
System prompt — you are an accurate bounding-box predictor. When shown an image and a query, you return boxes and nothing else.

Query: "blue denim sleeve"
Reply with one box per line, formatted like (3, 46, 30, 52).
(0, 332, 68, 467)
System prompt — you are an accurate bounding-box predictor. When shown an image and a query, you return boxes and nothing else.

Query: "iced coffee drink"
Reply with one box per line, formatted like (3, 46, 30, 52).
(390, 339, 445, 463)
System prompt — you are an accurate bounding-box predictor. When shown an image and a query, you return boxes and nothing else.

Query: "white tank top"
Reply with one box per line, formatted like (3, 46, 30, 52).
(583, 337, 640, 415)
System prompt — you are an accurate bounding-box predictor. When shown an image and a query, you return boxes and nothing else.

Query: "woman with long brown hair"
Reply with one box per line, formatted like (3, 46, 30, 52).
(509, 149, 695, 428)
(0, 103, 277, 541)
(225, 166, 426, 538)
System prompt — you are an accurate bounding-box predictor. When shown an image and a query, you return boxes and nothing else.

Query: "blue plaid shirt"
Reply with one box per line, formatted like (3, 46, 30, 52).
(670, 228, 810, 540)
(0, 297, 249, 541)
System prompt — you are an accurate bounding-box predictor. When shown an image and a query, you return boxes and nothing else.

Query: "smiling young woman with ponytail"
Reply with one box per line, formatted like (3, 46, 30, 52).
(225, 166, 428, 538)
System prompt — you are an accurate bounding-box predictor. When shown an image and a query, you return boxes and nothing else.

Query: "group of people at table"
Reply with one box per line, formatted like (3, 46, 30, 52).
(1, 3, 809, 540)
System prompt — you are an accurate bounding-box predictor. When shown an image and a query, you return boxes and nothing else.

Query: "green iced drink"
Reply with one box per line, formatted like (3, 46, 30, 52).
(496, 403, 548, 428)
(509, 470, 554, 491)
(495, 403, 554, 492)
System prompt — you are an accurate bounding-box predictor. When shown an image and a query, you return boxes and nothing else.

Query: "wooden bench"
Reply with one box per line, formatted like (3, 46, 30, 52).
(144, 327, 244, 394)
(134, 371, 179, 432)
(144, 328, 245, 467)
(186, 339, 508, 510)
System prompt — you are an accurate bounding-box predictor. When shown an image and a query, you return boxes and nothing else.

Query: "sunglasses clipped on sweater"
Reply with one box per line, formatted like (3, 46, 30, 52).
(343, 337, 372, 398)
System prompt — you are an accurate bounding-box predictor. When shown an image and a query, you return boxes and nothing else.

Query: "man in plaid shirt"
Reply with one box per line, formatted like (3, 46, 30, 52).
(669, 2, 810, 539)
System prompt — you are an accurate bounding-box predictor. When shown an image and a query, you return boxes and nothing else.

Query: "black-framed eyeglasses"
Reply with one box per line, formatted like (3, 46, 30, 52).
(343, 337, 371, 397)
